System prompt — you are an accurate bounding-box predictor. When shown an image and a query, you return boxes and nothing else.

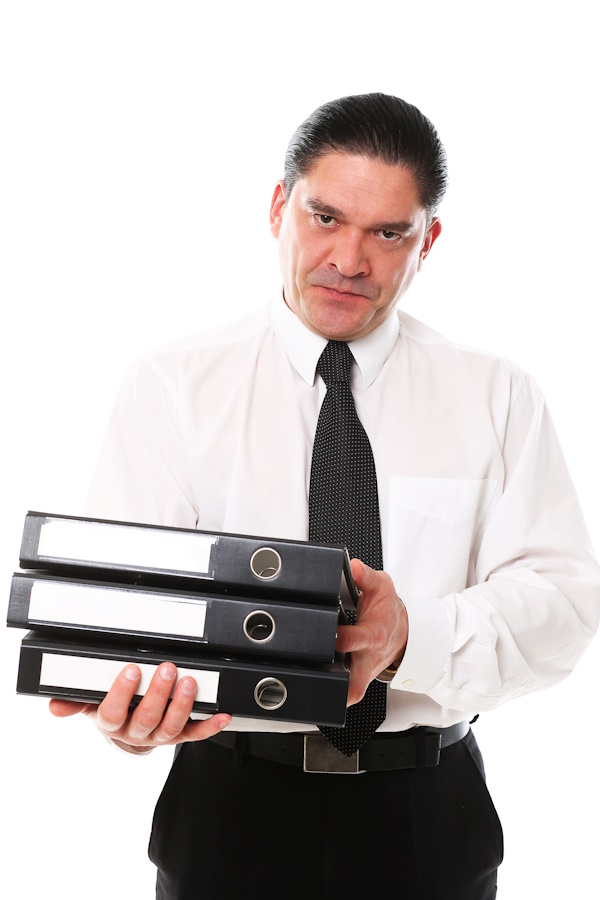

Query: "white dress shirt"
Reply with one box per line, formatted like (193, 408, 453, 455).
(85, 298, 600, 734)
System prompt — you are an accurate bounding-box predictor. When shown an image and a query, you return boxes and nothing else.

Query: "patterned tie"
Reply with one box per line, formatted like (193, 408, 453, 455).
(309, 340, 387, 755)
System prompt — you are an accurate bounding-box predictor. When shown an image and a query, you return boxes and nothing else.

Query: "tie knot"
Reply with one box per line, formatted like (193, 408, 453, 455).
(317, 341, 353, 387)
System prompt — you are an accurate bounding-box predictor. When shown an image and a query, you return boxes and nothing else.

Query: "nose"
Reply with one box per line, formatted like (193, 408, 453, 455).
(328, 229, 369, 278)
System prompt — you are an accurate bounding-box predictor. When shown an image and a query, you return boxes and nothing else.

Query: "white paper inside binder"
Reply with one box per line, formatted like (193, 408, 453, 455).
(40, 653, 220, 704)
(37, 519, 216, 575)
(29, 580, 208, 638)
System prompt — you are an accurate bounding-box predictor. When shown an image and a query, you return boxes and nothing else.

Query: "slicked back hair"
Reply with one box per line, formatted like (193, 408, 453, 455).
(283, 93, 447, 223)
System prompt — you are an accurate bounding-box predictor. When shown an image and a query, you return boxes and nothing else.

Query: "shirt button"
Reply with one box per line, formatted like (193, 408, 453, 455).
(401, 678, 414, 687)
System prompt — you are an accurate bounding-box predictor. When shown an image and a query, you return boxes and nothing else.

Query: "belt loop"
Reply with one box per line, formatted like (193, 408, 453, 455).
(421, 732, 442, 767)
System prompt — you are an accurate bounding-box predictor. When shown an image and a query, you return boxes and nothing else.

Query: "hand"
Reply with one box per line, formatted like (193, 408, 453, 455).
(49, 662, 232, 752)
(336, 558, 409, 706)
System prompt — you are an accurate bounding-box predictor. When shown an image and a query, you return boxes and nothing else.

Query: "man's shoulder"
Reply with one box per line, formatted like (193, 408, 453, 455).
(131, 305, 274, 381)
(148, 306, 272, 361)
(114, 305, 277, 403)
(396, 309, 526, 383)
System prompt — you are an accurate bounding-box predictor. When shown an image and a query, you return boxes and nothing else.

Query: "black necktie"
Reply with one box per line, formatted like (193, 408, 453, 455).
(309, 340, 387, 755)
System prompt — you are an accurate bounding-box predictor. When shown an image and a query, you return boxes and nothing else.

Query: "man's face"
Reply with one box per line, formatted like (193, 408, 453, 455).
(270, 152, 441, 341)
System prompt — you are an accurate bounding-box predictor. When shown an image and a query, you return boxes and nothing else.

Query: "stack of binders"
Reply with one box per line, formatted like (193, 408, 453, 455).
(8, 512, 354, 727)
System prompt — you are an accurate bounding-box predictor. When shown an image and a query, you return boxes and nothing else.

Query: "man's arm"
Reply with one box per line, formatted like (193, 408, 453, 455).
(344, 375, 600, 713)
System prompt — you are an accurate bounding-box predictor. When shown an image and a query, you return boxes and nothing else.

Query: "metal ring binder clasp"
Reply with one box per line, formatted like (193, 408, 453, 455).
(243, 610, 276, 643)
(254, 677, 287, 710)
(249, 547, 282, 580)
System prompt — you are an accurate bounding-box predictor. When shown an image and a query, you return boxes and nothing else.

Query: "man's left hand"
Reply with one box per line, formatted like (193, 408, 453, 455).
(336, 558, 409, 706)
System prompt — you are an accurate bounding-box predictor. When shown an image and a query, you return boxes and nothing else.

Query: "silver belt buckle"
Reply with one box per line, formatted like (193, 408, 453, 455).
(303, 734, 366, 774)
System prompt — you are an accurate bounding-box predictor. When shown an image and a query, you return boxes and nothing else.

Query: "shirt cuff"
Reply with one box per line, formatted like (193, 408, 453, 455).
(389, 595, 452, 694)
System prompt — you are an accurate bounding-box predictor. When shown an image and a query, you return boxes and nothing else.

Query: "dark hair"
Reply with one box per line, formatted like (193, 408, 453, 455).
(284, 93, 447, 221)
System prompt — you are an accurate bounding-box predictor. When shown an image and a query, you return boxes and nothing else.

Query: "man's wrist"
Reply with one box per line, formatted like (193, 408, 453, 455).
(375, 657, 402, 683)
(376, 596, 408, 682)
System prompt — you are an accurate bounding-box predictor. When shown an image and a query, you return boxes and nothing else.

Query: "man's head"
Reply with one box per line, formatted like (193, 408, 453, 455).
(271, 93, 445, 342)
(283, 93, 447, 228)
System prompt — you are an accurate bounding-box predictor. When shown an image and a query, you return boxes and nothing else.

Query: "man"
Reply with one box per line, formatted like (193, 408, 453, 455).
(50, 93, 600, 898)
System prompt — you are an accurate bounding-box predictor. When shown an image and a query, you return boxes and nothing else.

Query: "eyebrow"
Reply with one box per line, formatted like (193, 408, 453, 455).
(304, 197, 416, 234)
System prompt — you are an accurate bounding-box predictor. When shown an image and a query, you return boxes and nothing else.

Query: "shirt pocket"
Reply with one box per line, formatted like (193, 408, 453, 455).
(387, 477, 497, 599)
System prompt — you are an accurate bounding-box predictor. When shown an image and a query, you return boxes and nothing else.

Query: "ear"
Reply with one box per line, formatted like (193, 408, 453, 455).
(417, 217, 442, 271)
(270, 180, 286, 238)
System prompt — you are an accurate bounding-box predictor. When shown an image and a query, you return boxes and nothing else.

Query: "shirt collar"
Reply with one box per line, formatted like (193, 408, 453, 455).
(270, 296, 327, 387)
(270, 295, 399, 390)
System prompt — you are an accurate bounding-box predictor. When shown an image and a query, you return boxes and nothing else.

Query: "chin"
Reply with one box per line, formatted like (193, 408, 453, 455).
(305, 304, 372, 341)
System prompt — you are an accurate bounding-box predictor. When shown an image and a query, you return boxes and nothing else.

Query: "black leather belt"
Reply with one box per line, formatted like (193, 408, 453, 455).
(210, 721, 469, 774)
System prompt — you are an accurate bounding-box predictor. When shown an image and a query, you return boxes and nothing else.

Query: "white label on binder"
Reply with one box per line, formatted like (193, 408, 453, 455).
(40, 653, 220, 704)
(29, 580, 207, 638)
(37, 519, 215, 575)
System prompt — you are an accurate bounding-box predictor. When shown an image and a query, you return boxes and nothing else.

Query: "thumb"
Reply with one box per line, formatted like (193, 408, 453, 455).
(49, 699, 96, 718)
(350, 557, 375, 594)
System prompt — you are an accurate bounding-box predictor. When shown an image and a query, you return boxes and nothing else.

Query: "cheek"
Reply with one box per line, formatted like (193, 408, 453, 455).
(294, 246, 324, 284)
(377, 266, 405, 299)
(279, 226, 313, 276)
(278, 236, 299, 279)
(385, 256, 418, 293)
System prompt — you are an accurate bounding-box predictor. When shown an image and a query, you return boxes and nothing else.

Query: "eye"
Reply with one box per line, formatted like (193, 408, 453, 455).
(314, 213, 337, 226)
(377, 229, 402, 242)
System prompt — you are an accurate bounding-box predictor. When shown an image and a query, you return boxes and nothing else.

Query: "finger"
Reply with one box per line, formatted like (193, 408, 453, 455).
(95, 664, 142, 734)
(335, 624, 371, 653)
(49, 698, 95, 717)
(149, 676, 200, 744)
(124, 662, 179, 742)
(346, 657, 375, 706)
(175, 713, 233, 744)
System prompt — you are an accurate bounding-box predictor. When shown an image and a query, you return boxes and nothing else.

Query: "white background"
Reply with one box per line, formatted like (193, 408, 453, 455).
(1, 1, 599, 896)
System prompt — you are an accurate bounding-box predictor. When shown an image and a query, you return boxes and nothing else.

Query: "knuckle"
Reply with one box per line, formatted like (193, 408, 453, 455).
(158, 722, 184, 743)
(133, 710, 161, 733)
(96, 709, 122, 735)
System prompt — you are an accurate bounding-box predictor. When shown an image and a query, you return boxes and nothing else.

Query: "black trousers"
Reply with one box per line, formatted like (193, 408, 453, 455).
(149, 729, 503, 900)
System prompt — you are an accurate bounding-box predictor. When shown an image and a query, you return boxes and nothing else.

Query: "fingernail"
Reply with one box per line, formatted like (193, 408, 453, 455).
(159, 663, 177, 681)
(123, 665, 140, 681)
(219, 717, 231, 729)
(180, 678, 197, 696)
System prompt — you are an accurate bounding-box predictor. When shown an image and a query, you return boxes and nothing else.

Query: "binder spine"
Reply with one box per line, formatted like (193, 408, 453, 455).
(18, 512, 355, 608)
(7, 573, 339, 662)
(16, 634, 349, 727)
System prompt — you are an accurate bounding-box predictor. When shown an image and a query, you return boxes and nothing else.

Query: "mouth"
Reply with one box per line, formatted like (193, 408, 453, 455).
(316, 285, 366, 301)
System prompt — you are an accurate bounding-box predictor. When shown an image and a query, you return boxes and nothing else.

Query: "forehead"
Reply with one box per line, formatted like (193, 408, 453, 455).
(290, 152, 425, 225)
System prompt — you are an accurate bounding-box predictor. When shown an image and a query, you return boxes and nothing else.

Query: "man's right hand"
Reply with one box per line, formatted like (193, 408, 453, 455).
(49, 662, 232, 753)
